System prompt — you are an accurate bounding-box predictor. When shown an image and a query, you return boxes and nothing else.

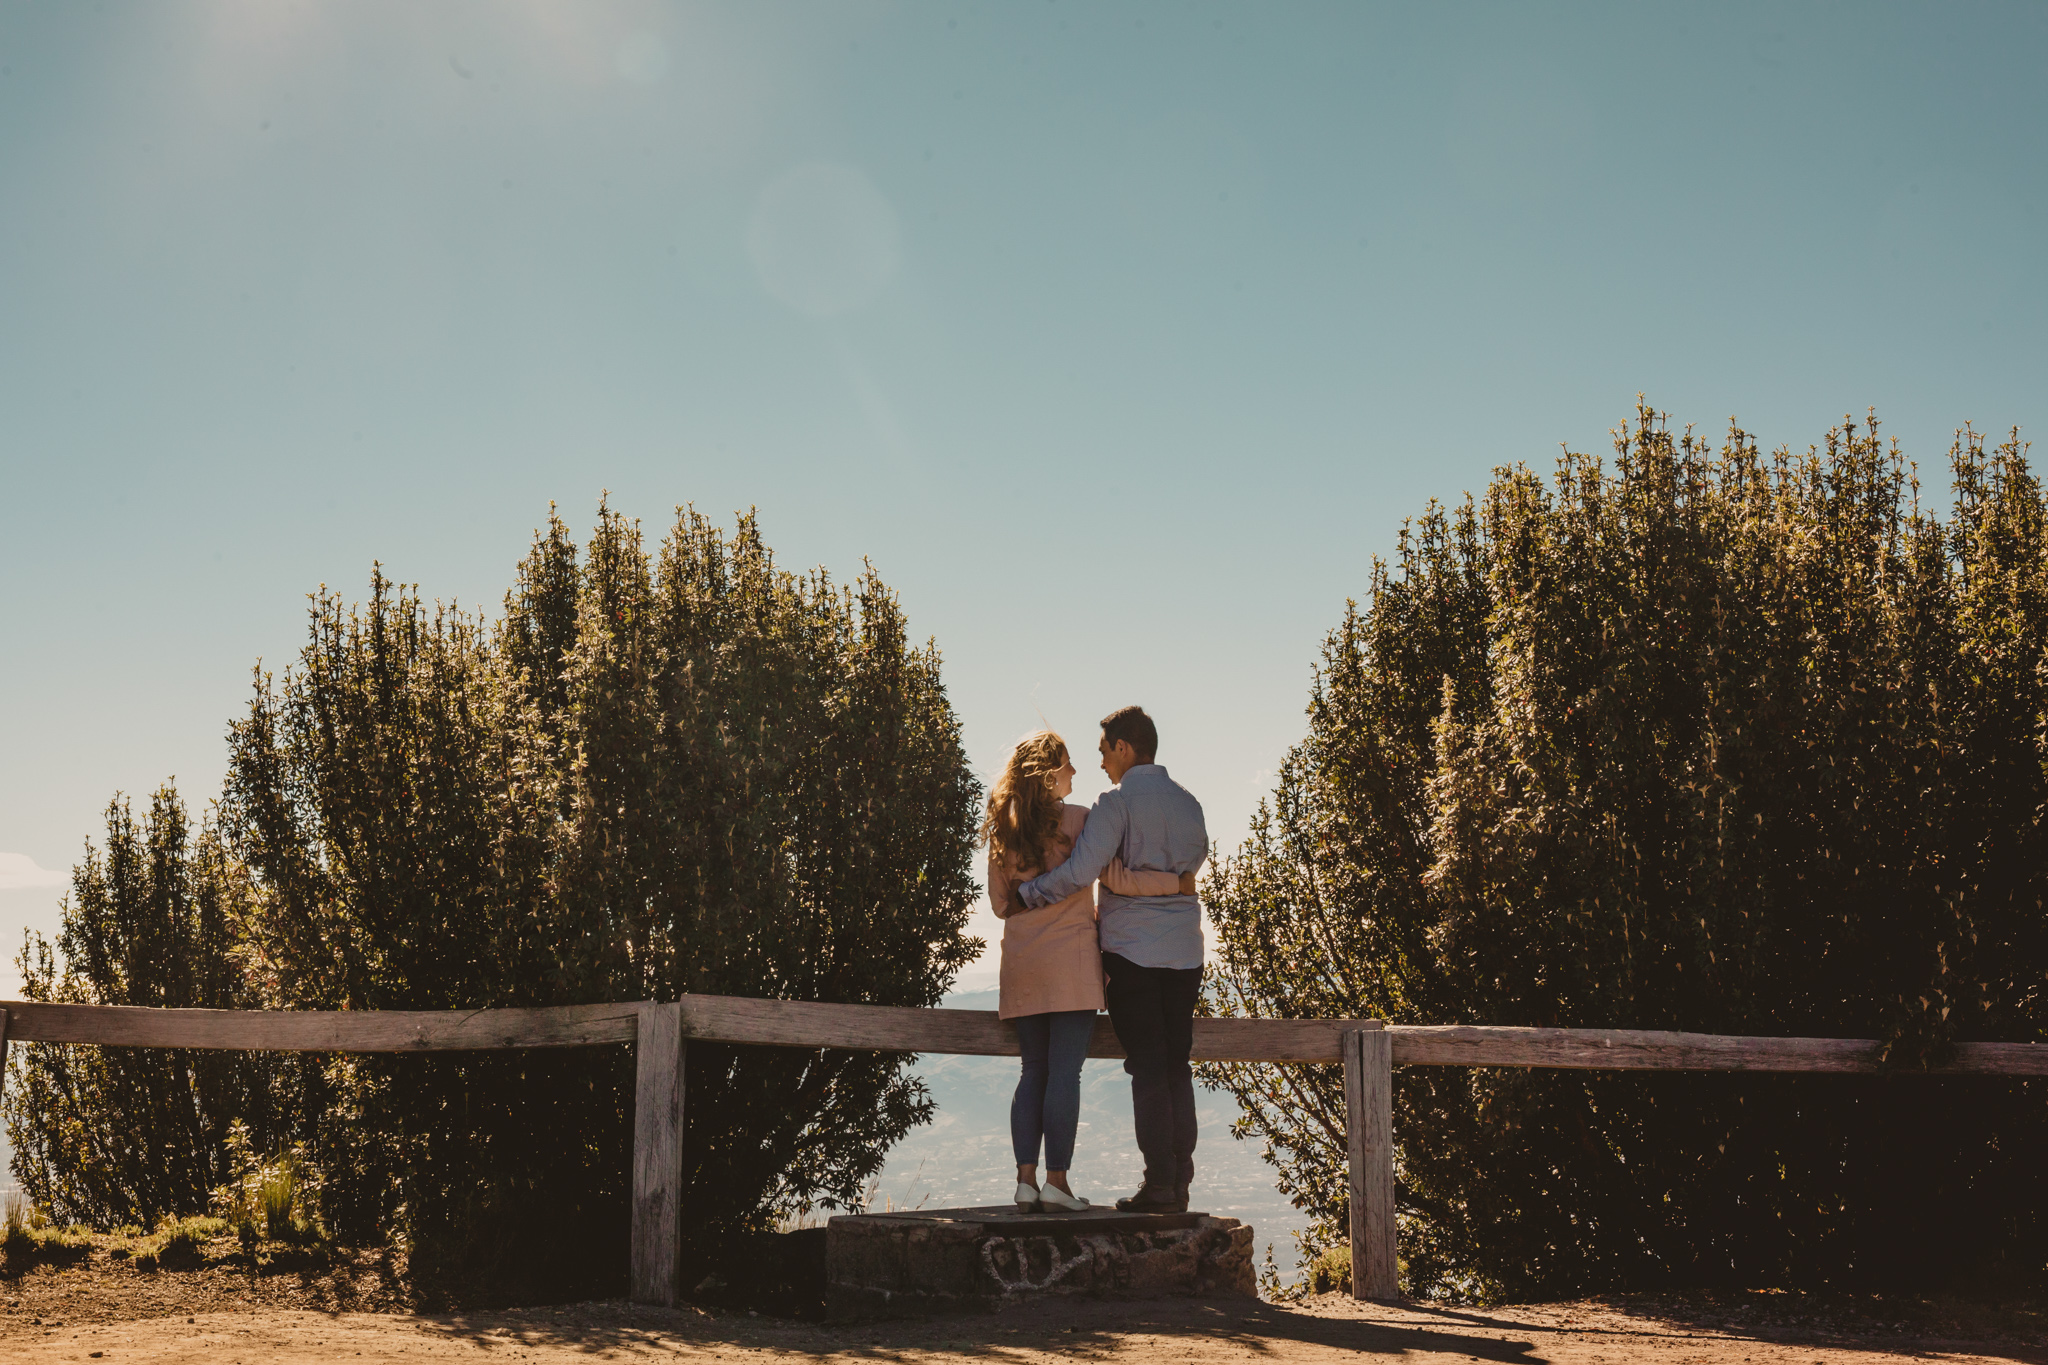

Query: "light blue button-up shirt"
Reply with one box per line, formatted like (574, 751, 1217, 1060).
(1017, 764, 1208, 970)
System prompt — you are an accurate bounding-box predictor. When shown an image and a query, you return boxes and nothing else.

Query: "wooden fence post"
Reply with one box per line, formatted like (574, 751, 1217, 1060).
(0, 1006, 10, 1106)
(1342, 1027, 1397, 1300)
(630, 1002, 687, 1306)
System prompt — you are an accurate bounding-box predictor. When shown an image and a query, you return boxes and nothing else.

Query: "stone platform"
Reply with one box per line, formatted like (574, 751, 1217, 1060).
(825, 1205, 1255, 1319)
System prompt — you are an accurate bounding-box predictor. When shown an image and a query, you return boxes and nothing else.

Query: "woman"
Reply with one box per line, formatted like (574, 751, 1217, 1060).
(983, 730, 1194, 1212)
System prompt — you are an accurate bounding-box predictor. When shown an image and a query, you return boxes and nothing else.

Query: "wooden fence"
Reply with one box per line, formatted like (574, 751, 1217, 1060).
(1, 996, 2043, 1305)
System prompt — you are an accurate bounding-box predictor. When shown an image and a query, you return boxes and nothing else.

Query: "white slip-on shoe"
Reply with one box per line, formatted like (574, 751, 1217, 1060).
(1014, 1182, 1043, 1213)
(1039, 1184, 1089, 1212)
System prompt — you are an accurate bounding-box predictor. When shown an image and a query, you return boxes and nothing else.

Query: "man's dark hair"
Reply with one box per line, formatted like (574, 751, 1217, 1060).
(1100, 705, 1158, 763)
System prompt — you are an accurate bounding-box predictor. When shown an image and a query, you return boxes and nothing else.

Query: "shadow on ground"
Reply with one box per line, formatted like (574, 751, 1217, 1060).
(409, 1288, 2048, 1365)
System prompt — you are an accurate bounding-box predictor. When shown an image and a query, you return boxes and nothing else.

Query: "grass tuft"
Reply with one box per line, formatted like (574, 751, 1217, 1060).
(1303, 1244, 1351, 1297)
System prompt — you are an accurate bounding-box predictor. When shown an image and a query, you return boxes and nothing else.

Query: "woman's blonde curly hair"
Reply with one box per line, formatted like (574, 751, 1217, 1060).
(981, 730, 1069, 872)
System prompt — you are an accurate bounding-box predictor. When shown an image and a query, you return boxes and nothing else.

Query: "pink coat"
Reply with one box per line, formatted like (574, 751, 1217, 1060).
(987, 802, 1183, 1020)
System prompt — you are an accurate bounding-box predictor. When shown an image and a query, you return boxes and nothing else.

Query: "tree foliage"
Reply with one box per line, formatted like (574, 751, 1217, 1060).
(1201, 408, 2048, 1300)
(9, 503, 982, 1300)
(7, 788, 289, 1227)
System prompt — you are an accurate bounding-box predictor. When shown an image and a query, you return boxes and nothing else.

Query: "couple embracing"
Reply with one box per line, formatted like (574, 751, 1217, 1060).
(983, 705, 1207, 1216)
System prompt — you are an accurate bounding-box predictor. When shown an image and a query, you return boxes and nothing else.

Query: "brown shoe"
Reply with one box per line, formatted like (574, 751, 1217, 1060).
(1114, 1186, 1186, 1214)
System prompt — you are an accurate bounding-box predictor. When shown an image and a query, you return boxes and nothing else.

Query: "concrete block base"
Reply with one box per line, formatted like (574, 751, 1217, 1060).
(825, 1205, 1256, 1319)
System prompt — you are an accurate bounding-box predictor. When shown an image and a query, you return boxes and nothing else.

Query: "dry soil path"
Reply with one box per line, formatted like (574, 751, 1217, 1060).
(1, 1293, 2042, 1365)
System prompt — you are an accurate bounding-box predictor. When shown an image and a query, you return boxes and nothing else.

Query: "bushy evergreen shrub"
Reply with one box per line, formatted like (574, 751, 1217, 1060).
(1201, 407, 2048, 1300)
(5, 788, 289, 1228)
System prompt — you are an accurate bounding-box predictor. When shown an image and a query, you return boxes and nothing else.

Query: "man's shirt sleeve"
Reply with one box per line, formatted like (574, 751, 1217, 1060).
(1018, 794, 1128, 908)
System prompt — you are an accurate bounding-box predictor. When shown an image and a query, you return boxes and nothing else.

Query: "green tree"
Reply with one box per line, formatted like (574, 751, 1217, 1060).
(207, 503, 981, 1296)
(6, 787, 287, 1227)
(539, 506, 981, 1249)
(220, 565, 580, 1290)
(1202, 408, 2048, 1300)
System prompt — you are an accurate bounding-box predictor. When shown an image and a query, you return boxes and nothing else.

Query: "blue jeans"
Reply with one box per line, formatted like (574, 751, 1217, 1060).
(1010, 1010, 1097, 1170)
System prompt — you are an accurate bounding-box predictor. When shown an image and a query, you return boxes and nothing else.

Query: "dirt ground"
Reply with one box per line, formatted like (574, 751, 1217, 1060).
(2, 1276, 2044, 1365)
(0, 1232, 2041, 1365)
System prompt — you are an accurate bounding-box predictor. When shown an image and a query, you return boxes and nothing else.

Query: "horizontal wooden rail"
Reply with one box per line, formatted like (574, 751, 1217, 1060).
(1389, 1025, 2048, 1075)
(0, 1000, 642, 1051)
(673, 995, 1383, 1063)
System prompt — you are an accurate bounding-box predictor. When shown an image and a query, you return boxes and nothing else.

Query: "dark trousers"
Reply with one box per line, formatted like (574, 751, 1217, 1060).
(1102, 951, 1202, 1192)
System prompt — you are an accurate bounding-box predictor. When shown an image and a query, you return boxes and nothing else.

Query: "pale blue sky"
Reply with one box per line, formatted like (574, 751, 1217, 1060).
(3, 1, 2045, 995)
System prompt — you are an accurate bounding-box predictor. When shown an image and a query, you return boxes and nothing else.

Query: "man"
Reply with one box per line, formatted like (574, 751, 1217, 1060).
(1013, 705, 1207, 1213)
